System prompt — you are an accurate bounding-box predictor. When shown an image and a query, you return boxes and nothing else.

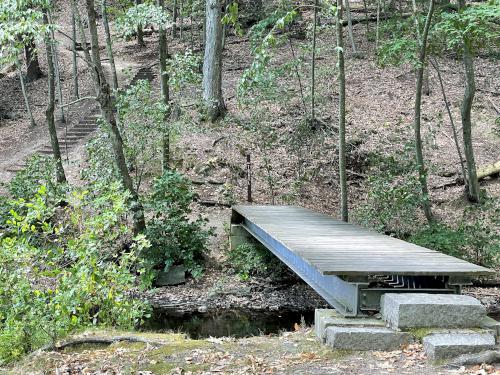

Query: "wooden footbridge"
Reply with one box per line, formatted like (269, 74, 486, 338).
(230, 205, 493, 316)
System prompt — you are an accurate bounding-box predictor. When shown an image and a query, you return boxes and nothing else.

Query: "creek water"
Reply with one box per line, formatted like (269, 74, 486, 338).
(143, 309, 315, 339)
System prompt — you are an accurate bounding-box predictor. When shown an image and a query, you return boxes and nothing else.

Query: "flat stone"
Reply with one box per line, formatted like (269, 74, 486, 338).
(315, 309, 385, 342)
(381, 293, 486, 329)
(325, 326, 412, 351)
(480, 317, 500, 343)
(155, 265, 187, 286)
(423, 331, 496, 361)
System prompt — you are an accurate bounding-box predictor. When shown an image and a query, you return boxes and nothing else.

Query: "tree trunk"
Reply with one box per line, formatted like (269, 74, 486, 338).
(71, 12, 79, 99)
(43, 13, 66, 184)
(172, 0, 178, 38)
(136, 0, 146, 47)
(48, 11, 65, 124)
(461, 40, 480, 203)
(376, 0, 381, 50)
(24, 40, 43, 82)
(102, 0, 119, 91)
(72, 0, 98, 88)
(344, 0, 357, 54)
(336, 0, 348, 222)
(17, 66, 36, 127)
(158, 0, 171, 171)
(412, 0, 434, 223)
(179, 0, 184, 40)
(85, 0, 146, 233)
(311, 0, 318, 123)
(202, 0, 225, 121)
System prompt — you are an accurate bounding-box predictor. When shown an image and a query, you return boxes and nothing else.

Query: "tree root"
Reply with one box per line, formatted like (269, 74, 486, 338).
(448, 350, 500, 367)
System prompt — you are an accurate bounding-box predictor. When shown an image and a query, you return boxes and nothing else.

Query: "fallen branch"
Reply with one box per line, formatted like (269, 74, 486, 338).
(49, 336, 166, 351)
(477, 161, 500, 180)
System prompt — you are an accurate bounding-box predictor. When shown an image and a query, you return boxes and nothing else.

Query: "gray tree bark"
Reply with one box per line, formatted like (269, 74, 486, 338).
(85, 0, 145, 233)
(337, 0, 348, 222)
(48, 11, 65, 124)
(71, 12, 79, 99)
(412, 0, 434, 223)
(158, 0, 171, 171)
(43, 13, 66, 183)
(102, 0, 119, 91)
(24, 40, 44, 82)
(202, 0, 225, 121)
(17, 65, 36, 128)
(136, 0, 146, 47)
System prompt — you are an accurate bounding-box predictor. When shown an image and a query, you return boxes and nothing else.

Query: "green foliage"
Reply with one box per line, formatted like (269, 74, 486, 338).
(142, 171, 212, 283)
(222, 2, 244, 37)
(433, 1, 500, 54)
(167, 49, 202, 92)
(115, 3, 168, 40)
(355, 141, 426, 238)
(228, 242, 283, 280)
(376, 17, 418, 67)
(0, 184, 149, 365)
(410, 198, 500, 268)
(8, 154, 67, 203)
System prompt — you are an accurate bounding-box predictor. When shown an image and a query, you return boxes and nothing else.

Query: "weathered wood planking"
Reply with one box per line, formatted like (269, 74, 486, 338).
(232, 205, 494, 277)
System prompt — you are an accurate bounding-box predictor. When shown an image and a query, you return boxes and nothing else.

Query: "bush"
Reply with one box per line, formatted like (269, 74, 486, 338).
(142, 171, 212, 283)
(0, 184, 149, 364)
(228, 242, 284, 280)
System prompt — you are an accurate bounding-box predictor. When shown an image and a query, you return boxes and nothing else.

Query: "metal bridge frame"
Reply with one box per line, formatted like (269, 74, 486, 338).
(231, 212, 467, 317)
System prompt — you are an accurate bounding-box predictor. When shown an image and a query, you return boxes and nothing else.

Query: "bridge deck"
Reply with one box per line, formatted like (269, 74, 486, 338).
(232, 205, 493, 277)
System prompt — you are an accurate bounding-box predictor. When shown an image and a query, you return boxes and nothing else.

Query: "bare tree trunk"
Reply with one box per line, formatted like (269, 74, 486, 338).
(362, 0, 370, 41)
(311, 0, 318, 124)
(461, 38, 480, 203)
(412, 0, 434, 223)
(202, 0, 225, 121)
(158, 0, 171, 171)
(72, 0, 98, 88)
(71, 12, 79, 99)
(430, 58, 467, 181)
(24, 40, 43, 82)
(85, 0, 146, 233)
(172, 0, 178, 38)
(43, 13, 66, 184)
(136, 0, 146, 47)
(337, 0, 348, 222)
(179, 0, 184, 40)
(17, 66, 36, 127)
(102, 0, 119, 91)
(48, 11, 65, 124)
(376, 0, 381, 50)
(344, 0, 357, 54)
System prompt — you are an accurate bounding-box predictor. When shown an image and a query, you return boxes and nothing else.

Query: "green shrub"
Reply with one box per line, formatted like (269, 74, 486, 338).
(0, 184, 149, 364)
(228, 242, 284, 280)
(142, 171, 212, 283)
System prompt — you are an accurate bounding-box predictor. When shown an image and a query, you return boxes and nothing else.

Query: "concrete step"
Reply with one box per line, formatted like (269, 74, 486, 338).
(423, 331, 496, 361)
(325, 326, 412, 351)
(381, 293, 486, 329)
(315, 309, 385, 342)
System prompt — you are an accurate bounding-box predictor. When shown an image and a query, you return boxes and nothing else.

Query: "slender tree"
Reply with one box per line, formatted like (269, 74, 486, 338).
(311, 0, 318, 124)
(412, 0, 434, 223)
(71, 12, 79, 99)
(336, 0, 348, 222)
(136, 0, 146, 47)
(458, 0, 480, 203)
(202, 0, 225, 121)
(43, 11, 66, 183)
(158, 0, 171, 171)
(172, 0, 178, 38)
(344, 0, 357, 54)
(47, 10, 65, 123)
(17, 64, 36, 127)
(102, 0, 119, 91)
(85, 0, 146, 233)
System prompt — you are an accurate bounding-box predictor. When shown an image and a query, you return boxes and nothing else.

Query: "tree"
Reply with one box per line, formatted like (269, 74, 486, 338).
(336, 0, 348, 222)
(24, 39, 43, 82)
(158, 0, 171, 170)
(85, 0, 146, 233)
(102, 0, 119, 91)
(43, 10, 66, 183)
(412, 0, 434, 223)
(202, 0, 225, 121)
(136, 0, 146, 47)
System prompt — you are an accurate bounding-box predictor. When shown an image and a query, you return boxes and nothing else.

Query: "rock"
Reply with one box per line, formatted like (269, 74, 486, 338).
(198, 305, 208, 313)
(423, 331, 496, 361)
(315, 309, 385, 342)
(381, 293, 486, 329)
(325, 326, 412, 351)
(155, 265, 187, 287)
(480, 316, 500, 343)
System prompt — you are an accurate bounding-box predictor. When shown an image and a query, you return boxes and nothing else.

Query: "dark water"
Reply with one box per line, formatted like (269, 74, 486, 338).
(144, 309, 315, 339)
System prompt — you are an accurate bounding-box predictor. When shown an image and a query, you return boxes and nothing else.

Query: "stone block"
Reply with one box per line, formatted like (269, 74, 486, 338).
(155, 265, 187, 286)
(315, 309, 385, 342)
(423, 331, 496, 361)
(381, 293, 486, 329)
(325, 326, 412, 351)
(480, 316, 500, 343)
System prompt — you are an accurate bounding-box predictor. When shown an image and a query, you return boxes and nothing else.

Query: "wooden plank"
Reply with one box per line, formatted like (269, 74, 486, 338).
(233, 205, 494, 277)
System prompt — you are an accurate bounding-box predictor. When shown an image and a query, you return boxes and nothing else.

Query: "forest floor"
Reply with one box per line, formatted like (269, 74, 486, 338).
(4, 328, 499, 375)
(0, 1, 499, 373)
